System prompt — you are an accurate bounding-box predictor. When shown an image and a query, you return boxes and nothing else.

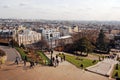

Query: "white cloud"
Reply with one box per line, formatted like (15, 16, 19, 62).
(0, 0, 120, 20)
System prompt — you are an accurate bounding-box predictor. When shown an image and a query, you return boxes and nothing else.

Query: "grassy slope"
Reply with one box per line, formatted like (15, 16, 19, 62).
(37, 51, 50, 65)
(15, 47, 50, 65)
(59, 54, 98, 69)
(15, 47, 27, 60)
(112, 64, 120, 78)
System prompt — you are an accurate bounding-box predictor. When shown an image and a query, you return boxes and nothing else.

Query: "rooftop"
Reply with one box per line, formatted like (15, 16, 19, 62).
(59, 35, 71, 39)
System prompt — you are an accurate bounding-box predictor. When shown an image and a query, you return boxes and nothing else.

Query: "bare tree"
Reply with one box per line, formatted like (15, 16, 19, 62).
(36, 36, 49, 50)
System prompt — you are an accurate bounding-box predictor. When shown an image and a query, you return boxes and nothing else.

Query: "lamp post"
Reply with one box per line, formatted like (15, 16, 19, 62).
(49, 34, 53, 66)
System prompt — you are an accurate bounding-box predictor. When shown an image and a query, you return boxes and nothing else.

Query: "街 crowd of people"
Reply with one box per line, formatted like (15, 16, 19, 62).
(52, 53, 66, 67)
(14, 53, 66, 68)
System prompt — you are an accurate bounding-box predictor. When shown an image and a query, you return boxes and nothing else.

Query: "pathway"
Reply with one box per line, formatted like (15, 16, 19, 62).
(0, 45, 21, 61)
(86, 58, 118, 77)
(0, 48, 113, 80)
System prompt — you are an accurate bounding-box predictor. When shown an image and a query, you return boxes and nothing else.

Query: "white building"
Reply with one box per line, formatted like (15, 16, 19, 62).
(59, 25, 79, 36)
(17, 29, 41, 46)
(0, 29, 16, 40)
(59, 26, 70, 36)
(56, 35, 73, 46)
(39, 28, 60, 41)
(37, 28, 60, 48)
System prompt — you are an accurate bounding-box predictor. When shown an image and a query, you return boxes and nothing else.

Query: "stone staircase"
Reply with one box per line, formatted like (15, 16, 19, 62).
(86, 58, 118, 77)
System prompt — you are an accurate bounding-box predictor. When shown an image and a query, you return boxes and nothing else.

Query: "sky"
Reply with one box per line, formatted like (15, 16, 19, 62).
(0, 0, 120, 20)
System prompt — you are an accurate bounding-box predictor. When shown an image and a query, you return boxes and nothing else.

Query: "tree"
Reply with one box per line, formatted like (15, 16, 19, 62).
(109, 40, 115, 48)
(20, 43, 25, 49)
(74, 37, 94, 56)
(36, 36, 49, 50)
(96, 29, 107, 51)
(64, 44, 74, 53)
(9, 39, 19, 48)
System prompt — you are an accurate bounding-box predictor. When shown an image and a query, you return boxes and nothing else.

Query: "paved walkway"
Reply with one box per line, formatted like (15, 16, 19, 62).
(0, 45, 21, 61)
(86, 59, 117, 76)
(45, 51, 112, 80)
(0, 49, 113, 80)
(0, 60, 111, 80)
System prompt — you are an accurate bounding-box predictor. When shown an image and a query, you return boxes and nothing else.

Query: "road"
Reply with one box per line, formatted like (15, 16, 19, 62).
(0, 45, 21, 61)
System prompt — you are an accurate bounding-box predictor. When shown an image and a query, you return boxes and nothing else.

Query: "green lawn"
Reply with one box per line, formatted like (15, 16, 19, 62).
(112, 64, 120, 78)
(36, 51, 50, 65)
(15, 47, 27, 60)
(15, 47, 50, 65)
(59, 54, 98, 69)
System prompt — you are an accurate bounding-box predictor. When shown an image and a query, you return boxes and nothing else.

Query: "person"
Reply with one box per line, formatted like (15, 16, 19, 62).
(32, 60, 35, 67)
(23, 56, 27, 66)
(92, 60, 96, 64)
(52, 57, 55, 63)
(30, 60, 35, 68)
(80, 64, 83, 69)
(15, 57, 19, 65)
(23, 60, 26, 66)
(63, 55, 66, 61)
(54, 59, 57, 67)
(25, 56, 28, 61)
(56, 58, 59, 66)
(35, 60, 39, 65)
(56, 55, 58, 59)
(29, 60, 32, 68)
(51, 50, 53, 54)
(61, 57, 63, 62)
(54, 60, 56, 67)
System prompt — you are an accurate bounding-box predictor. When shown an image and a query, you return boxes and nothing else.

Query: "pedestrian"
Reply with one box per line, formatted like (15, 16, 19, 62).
(54, 59, 57, 67)
(56, 55, 58, 59)
(30, 60, 34, 68)
(52, 57, 55, 62)
(15, 57, 19, 65)
(29, 60, 34, 68)
(56, 58, 59, 66)
(80, 64, 83, 69)
(61, 57, 63, 62)
(29, 61, 32, 68)
(32, 60, 35, 67)
(63, 55, 65, 61)
(25, 56, 28, 61)
(23, 60, 26, 66)
(51, 50, 53, 54)
(35, 60, 39, 65)
(52, 57, 55, 63)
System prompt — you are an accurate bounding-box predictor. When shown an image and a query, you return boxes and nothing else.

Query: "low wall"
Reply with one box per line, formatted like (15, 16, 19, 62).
(0, 49, 7, 64)
(0, 56, 7, 64)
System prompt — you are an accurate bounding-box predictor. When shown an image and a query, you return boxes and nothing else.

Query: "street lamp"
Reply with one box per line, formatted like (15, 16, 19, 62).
(49, 34, 53, 66)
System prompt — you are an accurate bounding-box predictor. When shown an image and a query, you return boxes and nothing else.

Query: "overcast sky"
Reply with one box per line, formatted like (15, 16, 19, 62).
(0, 0, 120, 20)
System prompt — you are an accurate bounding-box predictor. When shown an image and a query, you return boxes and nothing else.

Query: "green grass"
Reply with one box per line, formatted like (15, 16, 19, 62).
(15, 47, 27, 60)
(59, 54, 98, 69)
(15, 47, 50, 65)
(36, 51, 50, 65)
(112, 64, 120, 78)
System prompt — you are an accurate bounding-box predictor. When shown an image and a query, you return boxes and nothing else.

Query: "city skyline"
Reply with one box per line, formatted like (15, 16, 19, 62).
(0, 0, 120, 21)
